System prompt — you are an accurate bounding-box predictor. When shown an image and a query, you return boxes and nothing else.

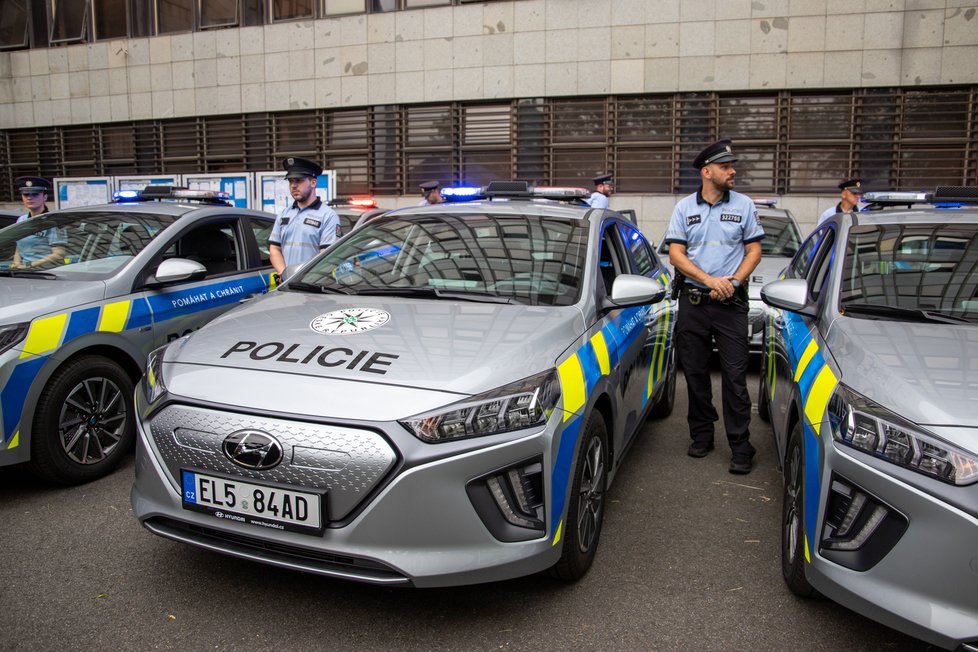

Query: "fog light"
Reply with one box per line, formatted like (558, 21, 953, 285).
(466, 457, 546, 542)
(819, 476, 907, 571)
(487, 462, 544, 529)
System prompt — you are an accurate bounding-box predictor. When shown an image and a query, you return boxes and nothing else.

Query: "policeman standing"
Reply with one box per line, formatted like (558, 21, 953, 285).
(587, 173, 614, 209)
(664, 139, 764, 474)
(269, 156, 340, 275)
(419, 180, 443, 206)
(12, 176, 66, 269)
(817, 178, 863, 226)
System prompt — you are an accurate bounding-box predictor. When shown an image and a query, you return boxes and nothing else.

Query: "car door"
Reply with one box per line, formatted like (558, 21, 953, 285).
(770, 223, 836, 455)
(594, 220, 656, 442)
(138, 214, 275, 346)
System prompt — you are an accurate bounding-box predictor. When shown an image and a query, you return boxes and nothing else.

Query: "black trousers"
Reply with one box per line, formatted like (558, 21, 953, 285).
(675, 293, 755, 459)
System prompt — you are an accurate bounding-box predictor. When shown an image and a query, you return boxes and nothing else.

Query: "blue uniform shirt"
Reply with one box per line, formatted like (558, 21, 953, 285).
(588, 192, 609, 209)
(15, 213, 67, 264)
(818, 202, 860, 225)
(663, 189, 764, 289)
(269, 198, 340, 268)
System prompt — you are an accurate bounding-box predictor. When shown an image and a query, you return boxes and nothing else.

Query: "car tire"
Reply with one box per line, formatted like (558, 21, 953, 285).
(782, 420, 817, 597)
(549, 412, 608, 581)
(757, 355, 771, 423)
(649, 345, 677, 419)
(29, 355, 135, 485)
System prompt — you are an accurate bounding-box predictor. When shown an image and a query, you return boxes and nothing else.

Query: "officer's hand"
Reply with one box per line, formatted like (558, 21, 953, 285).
(708, 276, 734, 300)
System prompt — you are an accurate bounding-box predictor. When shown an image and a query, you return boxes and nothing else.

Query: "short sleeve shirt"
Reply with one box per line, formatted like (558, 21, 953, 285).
(818, 202, 860, 226)
(269, 198, 340, 268)
(663, 189, 764, 289)
(15, 212, 67, 264)
(588, 192, 609, 209)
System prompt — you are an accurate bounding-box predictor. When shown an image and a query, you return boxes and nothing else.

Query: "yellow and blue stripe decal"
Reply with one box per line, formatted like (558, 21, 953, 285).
(781, 310, 840, 563)
(549, 302, 672, 544)
(1, 274, 270, 449)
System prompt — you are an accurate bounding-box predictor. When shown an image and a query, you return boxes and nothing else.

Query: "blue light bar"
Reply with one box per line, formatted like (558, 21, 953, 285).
(442, 186, 482, 197)
(113, 190, 140, 201)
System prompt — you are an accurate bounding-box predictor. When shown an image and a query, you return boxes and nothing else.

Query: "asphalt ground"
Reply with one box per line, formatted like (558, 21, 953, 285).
(0, 366, 936, 651)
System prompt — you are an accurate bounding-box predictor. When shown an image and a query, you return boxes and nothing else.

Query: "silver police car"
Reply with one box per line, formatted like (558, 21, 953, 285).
(758, 187, 978, 650)
(0, 187, 276, 484)
(131, 182, 678, 587)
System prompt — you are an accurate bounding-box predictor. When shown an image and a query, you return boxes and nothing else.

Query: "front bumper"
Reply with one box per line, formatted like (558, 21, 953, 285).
(807, 437, 978, 650)
(131, 400, 564, 588)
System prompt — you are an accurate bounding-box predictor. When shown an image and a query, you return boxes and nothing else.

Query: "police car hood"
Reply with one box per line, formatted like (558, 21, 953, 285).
(827, 317, 978, 430)
(748, 257, 790, 300)
(162, 291, 585, 420)
(0, 278, 105, 325)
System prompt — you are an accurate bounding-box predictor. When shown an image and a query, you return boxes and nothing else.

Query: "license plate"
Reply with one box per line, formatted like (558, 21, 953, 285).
(181, 470, 323, 534)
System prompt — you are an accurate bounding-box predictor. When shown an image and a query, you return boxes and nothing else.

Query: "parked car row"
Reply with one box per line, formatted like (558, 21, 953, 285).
(3, 183, 976, 649)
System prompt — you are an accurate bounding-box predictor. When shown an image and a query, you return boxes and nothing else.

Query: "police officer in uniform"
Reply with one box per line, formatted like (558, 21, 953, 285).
(587, 173, 614, 209)
(818, 178, 863, 226)
(269, 157, 340, 275)
(664, 139, 764, 474)
(12, 176, 67, 269)
(419, 180, 443, 206)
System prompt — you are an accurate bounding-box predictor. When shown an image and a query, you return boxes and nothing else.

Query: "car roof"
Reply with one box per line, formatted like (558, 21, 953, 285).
(852, 207, 978, 226)
(388, 199, 600, 221)
(51, 201, 274, 220)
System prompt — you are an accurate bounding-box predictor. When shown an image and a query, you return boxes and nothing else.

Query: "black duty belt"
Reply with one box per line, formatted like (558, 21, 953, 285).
(683, 286, 746, 307)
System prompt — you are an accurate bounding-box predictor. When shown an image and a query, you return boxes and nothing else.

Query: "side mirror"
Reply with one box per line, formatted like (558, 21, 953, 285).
(760, 279, 817, 317)
(605, 274, 666, 310)
(151, 258, 207, 284)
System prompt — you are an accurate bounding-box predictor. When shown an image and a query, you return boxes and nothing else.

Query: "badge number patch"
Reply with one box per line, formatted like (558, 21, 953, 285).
(720, 213, 742, 223)
(310, 308, 391, 335)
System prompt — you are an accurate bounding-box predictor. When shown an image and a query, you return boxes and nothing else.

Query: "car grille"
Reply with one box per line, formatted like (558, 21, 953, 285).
(144, 516, 410, 585)
(149, 405, 397, 521)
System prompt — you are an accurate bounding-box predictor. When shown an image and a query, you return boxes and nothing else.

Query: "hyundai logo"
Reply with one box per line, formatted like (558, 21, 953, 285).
(222, 430, 284, 470)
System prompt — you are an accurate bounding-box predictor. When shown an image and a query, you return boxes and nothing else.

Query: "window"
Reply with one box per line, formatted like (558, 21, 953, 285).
(157, 0, 192, 33)
(199, 0, 237, 28)
(324, 0, 364, 15)
(272, 0, 314, 21)
(49, 0, 88, 43)
(618, 223, 654, 277)
(0, 0, 31, 49)
(92, 0, 126, 39)
(170, 222, 241, 277)
(247, 216, 273, 267)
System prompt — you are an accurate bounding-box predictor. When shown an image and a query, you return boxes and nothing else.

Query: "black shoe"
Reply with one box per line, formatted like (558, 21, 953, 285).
(687, 442, 715, 458)
(729, 456, 753, 474)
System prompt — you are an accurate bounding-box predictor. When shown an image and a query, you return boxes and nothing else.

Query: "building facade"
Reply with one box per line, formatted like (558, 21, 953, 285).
(1, 0, 977, 233)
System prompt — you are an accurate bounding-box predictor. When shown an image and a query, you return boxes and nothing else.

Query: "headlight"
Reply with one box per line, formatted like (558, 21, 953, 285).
(142, 345, 169, 405)
(401, 369, 560, 443)
(828, 384, 978, 486)
(0, 322, 29, 355)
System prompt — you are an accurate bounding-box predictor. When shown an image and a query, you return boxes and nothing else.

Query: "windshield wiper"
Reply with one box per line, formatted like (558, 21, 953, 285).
(842, 302, 972, 325)
(0, 269, 59, 279)
(285, 281, 351, 294)
(355, 286, 518, 304)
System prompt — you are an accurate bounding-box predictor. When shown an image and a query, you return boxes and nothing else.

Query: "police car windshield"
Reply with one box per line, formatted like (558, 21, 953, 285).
(758, 214, 801, 257)
(0, 211, 176, 280)
(839, 223, 978, 324)
(292, 213, 589, 307)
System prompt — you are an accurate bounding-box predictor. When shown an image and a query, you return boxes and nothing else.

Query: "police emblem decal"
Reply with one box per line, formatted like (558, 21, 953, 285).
(310, 308, 391, 335)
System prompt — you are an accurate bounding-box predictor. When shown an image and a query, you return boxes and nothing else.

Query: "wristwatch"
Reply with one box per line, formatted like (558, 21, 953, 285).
(730, 278, 741, 288)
